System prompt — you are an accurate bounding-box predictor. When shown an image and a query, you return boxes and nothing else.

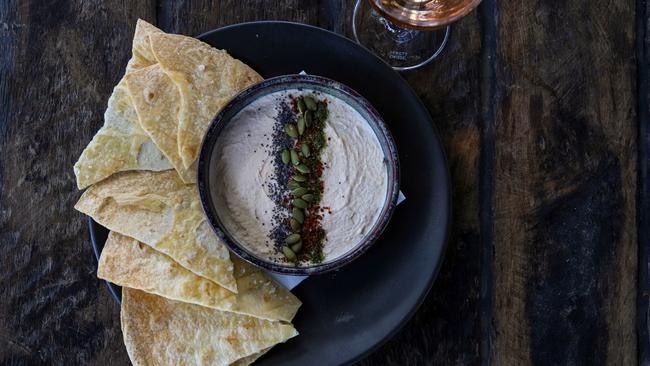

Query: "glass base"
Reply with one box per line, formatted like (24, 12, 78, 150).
(352, 0, 450, 71)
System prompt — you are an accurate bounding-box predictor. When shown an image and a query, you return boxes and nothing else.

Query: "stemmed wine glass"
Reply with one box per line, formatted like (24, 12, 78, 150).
(352, 0, 482, 71)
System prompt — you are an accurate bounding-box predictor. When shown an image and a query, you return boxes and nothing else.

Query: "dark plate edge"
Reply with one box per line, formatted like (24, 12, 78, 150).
(88, 217, 121, 304)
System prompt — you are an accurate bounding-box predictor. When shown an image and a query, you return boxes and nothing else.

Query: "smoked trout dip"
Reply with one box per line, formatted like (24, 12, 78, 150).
(213, 89, 388, 265)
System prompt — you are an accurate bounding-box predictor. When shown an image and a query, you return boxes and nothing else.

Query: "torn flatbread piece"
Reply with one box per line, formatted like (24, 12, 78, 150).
(127, 19, 163, 71)
(126, 64, 195, 183)
(121, 288, 298, 366)
(73, 79, 171, 189)
(149, 32, 263, 169)
(98, 231, 301, 321)
(74, 170, 237, 292)
(74, 21, 171, 190)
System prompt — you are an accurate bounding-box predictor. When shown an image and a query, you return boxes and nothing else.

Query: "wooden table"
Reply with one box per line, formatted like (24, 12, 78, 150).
(0, 0, 645, 364)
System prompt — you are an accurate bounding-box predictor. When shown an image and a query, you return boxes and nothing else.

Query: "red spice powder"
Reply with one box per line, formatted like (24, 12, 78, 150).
(299, 207, 326, 255)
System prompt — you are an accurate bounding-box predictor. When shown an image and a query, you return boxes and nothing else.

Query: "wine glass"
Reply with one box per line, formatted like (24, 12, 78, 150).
(352, 0, 482, 71)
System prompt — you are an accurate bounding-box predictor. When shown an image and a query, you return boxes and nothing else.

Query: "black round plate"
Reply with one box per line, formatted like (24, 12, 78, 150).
(89, 21, 450, 366)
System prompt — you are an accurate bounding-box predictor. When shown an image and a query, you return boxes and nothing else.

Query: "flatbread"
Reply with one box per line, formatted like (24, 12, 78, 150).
(149, 32, 263, 169)
(121, 288, 298, 366)
(74, 170, 237, 293)
(126, 64, 195, 183)
(74, 21, 170, 190)
(73, 79, 172, 189)
(230, 256, 301, 322)
(99, 231, 301, 321)
(98, 231, 234, 308)
(127, 19, 162, 71)
(230, 349, 269, 366)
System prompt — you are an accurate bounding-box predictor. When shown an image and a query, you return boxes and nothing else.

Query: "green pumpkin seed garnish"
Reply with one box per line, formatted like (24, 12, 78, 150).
(290, 149, 300, 165)
(301, 143, 310, 157)
(297, 98, 306, 113)
(285, 123, 298, 138)
(292, 208, 304, 223)
(282, 246, 297, 261)
(286, 233, 301, 244)
(290, 218, 302, 232)
(315, 101, 328, 122)
(287, 180, 302, 190)
(293, 198, 308, 209)
(297, 116, 305, 135)
(281, 149, 290, 164)
(296, 164, 310, 174)
(291, 241, 303, 253)
(279, 94, 329, 264)
(292, 187, 309, 196)
(304, 96, 317, 111)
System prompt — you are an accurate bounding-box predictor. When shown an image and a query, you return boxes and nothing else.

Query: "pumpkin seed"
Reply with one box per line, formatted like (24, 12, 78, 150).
(282, 246, 297, 261)
(285, 123, 298, 138)
(304, 96, 317, 111)
(292, 174, 307, 182)
(301, 143, 310, 157)
(290, 149, 300, 165)
(281, 149, 290, 164)
(291, 241, 303, 253)
(292, 187, 309, 196)
(316, 101, 328, 122)
(287, 180, 302, 190)
(297, 98, 306, 113)
(290, 218, 302, 232)
(297, 116, 305, 135)
(286, 233, 301, 244)
(304, 110, 313, 127)
(296, 164, 310, 174)
(302, 194, 315, 202)
(293, 198, 308, 209)
(292, 208, 304, 223)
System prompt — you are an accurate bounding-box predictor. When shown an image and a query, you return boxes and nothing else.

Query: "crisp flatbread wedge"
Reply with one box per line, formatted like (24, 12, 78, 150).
(74, 21, 170, 190)
(121, 288, 298, 366)
(149, 32, 263, 169)
(73, 79, 172, 189)
(230, 349, 270, 366)
(125, 64, 195, 183)
(74, 170, 237, 292)
(126, 19, 162, 71)
(98, 231, 301, 321)
(230, 255, 301, 322)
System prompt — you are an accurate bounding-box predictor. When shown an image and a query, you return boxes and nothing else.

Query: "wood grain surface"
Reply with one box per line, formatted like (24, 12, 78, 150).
(493, 0, 637, 364)
(0, 0, 645, 365)
(638, 0, 650, 365)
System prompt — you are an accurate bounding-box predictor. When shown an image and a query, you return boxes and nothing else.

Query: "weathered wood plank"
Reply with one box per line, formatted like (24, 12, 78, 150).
(156, 0, 319, 35)
(0, 1, 155, 364)
(637, 0, 650, 363)
(493, 0, 637, 365)
(477, 0, 498, 364)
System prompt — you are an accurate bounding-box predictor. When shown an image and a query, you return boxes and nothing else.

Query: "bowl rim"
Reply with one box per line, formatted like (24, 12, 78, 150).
(197, 74, 400, 275)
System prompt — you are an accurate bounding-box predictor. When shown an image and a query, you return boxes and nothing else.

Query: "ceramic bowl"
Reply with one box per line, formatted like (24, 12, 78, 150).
(197, 74, 399, 275)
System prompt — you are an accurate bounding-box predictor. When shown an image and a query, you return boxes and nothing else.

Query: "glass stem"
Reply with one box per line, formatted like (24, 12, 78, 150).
(373, 11, 419, 44)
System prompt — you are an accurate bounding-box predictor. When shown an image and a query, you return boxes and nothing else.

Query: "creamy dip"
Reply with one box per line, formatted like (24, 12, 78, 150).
(213, 89, 388, 265)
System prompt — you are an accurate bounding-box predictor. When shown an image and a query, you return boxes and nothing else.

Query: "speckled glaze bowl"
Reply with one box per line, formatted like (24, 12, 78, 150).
(198, 74, 399, 275)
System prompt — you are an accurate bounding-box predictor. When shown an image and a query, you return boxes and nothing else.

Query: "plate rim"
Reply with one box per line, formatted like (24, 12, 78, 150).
(88, 20, 452, 365)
